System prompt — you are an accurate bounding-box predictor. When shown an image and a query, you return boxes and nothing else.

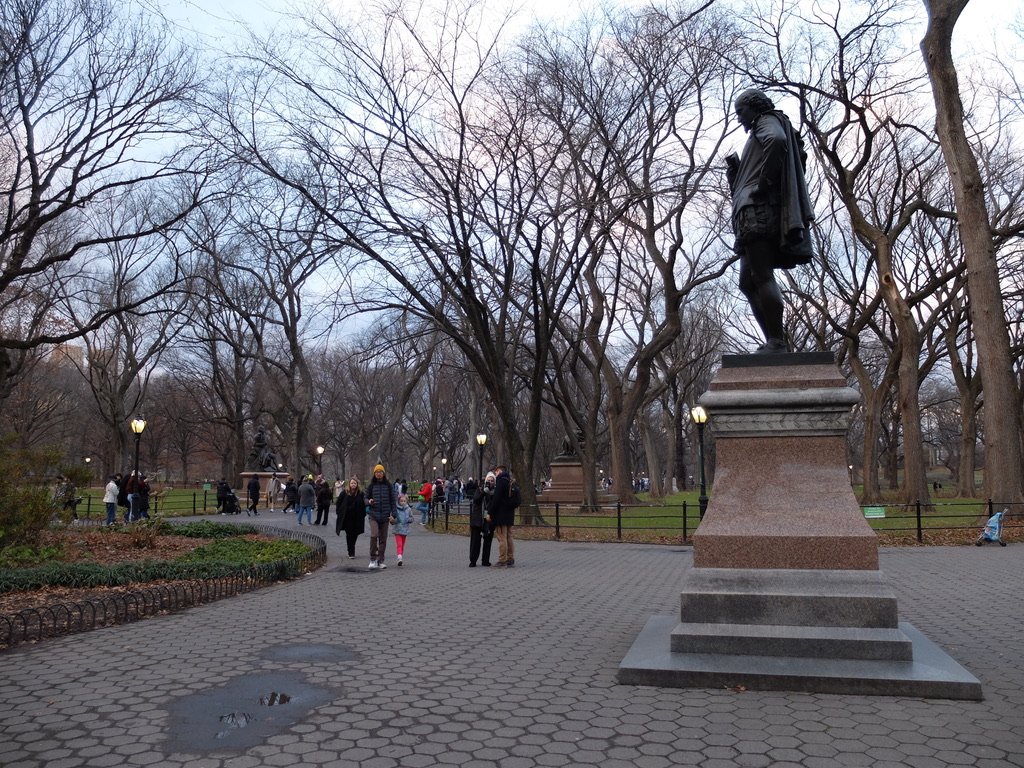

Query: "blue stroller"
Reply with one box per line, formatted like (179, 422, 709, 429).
(975, 509, 1007, 547)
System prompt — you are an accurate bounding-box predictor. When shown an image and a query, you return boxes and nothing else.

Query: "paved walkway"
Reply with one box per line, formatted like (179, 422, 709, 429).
(1, 517, 1022, 767)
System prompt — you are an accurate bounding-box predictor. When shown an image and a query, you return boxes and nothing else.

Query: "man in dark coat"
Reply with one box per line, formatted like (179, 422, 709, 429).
(246, 475, 261, 516)
(489, 465, 516, 568)
(725, 88, 815, 353)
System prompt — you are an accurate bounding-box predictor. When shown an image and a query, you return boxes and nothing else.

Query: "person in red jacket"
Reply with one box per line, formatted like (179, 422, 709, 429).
(417, 479, 433, 525)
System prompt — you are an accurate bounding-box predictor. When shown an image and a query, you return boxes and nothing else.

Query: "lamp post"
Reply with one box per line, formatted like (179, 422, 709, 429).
(690, 405, 708, 519)
(130, 417, 146, 521)
(476, 433, 487, 482)
(441, 456, 448, 477)
(316, 445, 325, 473)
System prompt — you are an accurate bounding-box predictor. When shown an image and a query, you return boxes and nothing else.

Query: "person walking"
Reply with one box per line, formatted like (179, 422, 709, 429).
(267, 473, 280, 513)
(365, 463, 397, 569)
(314, 478, 333, 526)
(296, 475, 315, 525)
(417, 479, 433, 525)
(135, 474, 151, 520)
(115, 473, 129, 520)
(103, 475, 119, 526)
(335, 477, 366, 558)
(392, 493, 414, 566)
(246, 475, 261, 516)
(216, 478, 230, 515)
(124, 472, 140, 522)
(282, 476, 298, 515)
(490, 465, 517, 568)
(469, 472, 494, 567)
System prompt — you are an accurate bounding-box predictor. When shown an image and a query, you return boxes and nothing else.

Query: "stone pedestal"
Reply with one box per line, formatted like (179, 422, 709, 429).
(540, 459, 588, 504)
(619, 353, 982, 699)
(540, 459, 614, 505)
(239, 471, 287, 509)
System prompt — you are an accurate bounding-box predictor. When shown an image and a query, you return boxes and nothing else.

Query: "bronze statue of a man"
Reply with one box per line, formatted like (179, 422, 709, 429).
(725, 89, 815, 353)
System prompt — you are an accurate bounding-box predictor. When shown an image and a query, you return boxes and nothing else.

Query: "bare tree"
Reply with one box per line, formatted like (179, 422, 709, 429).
(0, 0, 207, 400)
(523, 4, 738, 504)
(922, 0, 1024, 505)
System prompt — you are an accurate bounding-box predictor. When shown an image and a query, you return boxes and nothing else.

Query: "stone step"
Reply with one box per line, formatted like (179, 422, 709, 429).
(671, 622, 913, 660)
(679, 568, 900, 628)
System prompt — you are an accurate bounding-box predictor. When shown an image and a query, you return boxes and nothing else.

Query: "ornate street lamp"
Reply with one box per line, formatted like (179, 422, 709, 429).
(476, 433, 487, 483)
(441, 456, 448, 477)
(316, 445, 325, 473)
(130, 417, 147, 521)
(690, 405, 709, 520)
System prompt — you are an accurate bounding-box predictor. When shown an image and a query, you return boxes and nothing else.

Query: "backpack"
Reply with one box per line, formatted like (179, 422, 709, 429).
(509, 482, 522, 509)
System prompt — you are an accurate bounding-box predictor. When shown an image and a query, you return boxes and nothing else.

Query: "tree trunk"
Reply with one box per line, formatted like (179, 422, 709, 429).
(641, 416, 663, 499)
(876, 240, 931, 506)
(849, 359, 891, 504)
(922, 0, 1024, 506)
(606, 406, 636, 506)
(957, 402, 977, 497)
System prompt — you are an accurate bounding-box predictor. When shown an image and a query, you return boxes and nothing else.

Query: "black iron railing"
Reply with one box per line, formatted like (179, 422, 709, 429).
(0, 524, 326, 649)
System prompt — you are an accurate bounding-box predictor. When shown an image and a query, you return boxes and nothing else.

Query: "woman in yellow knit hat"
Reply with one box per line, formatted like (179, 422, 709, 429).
(365, 464, 396, 569)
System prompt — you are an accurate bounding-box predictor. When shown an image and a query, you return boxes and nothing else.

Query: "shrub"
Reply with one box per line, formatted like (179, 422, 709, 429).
(0, 534, 312, 594)
(171, 521, 258, 539)
(0, 542, 64, 569)
(175, 538, 309, 566)
(0, 437, 63, 549)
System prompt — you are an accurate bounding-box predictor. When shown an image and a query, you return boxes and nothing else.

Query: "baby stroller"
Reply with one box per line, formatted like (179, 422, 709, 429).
(975, 508, 1007, 547)
(223, 490, 242, 516)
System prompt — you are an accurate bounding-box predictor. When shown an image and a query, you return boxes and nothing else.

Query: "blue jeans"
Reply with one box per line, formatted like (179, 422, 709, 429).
(297, 504, 313, 524)
(105, 502, 116, 525)
(417, 501, 429, 524)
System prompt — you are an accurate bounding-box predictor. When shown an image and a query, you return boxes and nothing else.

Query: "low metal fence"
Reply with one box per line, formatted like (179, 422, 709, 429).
(428, 499, 1022, 544)
(0, 524, 326, 649)
(71, 490, 223, 520)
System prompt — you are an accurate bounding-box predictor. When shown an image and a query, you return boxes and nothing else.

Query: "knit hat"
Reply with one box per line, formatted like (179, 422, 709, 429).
(373, 464, 385, 474)
(485, 472, 496, 482)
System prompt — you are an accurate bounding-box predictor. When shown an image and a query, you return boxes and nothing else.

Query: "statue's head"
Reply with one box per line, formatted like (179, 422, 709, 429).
(735, 89, 775, 130)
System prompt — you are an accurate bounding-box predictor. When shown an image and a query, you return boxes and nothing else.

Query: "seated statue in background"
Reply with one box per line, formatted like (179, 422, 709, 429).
(248, 426, 278, 472)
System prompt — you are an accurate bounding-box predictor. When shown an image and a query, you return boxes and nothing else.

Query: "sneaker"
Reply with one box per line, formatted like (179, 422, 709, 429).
(397, 555, 403, 563)
(378, 561, 387, 569)
(368, 561, 379, 570)
(469, 563, 477, 567)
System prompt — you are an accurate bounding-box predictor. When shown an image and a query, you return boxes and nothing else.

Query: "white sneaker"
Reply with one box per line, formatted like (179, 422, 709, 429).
(378, 561, 387, 569)
(368, 561, 379, 570)
(397, 555, 403, 566)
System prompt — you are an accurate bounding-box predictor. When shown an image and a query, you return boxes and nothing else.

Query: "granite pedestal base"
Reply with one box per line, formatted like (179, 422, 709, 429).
(618, 353, 982, 699)
(238, 471, 287, 500)
(619, 615, 983, 699)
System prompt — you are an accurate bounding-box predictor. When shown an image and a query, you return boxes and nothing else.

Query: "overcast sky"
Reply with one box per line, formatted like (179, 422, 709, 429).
(148, 0, 1021, 58)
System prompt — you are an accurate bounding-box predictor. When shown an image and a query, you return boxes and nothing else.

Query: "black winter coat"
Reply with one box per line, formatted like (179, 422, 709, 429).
(489, 473, 516, 527)
(336, 491, 366, 536)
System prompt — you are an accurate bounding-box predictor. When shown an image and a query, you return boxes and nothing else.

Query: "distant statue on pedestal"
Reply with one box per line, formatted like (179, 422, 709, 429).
(555, 430, 584, 460)
(248, 426, 279, 472)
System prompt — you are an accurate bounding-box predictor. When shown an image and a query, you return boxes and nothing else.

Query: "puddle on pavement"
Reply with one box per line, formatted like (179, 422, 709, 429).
(164, 671, 336, 754)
